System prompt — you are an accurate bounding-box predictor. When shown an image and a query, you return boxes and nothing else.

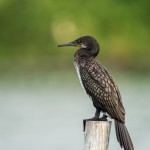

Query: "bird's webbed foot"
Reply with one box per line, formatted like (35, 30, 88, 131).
(99, 114, 108, 121)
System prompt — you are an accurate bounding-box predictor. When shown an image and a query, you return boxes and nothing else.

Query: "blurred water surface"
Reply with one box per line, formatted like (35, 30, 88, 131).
(0, 71, 150, 150)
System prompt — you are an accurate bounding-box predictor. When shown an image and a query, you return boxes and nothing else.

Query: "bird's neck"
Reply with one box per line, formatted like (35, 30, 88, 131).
(73, 50, 95, 66)
(74, 48, 96, 58)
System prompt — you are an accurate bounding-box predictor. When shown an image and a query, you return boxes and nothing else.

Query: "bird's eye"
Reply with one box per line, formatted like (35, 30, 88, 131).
(78, 40, 81, 43)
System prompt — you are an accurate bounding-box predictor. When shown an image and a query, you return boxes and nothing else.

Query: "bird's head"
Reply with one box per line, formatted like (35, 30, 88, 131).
(58, 36, 100, 57)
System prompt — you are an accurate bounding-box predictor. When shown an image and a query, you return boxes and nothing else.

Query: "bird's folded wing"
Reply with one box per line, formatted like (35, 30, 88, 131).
(81, 62, 125, 122)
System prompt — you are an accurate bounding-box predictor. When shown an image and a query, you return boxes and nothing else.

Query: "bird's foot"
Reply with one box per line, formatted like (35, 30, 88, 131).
(83, 116, 108, 132)
(99, 115, 108, 121)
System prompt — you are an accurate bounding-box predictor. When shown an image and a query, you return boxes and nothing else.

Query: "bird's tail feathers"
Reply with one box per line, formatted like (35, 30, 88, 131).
(115, 120, 134, 150)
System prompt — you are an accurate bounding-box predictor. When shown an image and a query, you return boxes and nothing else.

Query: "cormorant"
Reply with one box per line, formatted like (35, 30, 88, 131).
(58, 36, 134, 150)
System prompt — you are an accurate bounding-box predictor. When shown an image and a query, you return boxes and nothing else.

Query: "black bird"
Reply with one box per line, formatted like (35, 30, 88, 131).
(58, 36, 134, 150)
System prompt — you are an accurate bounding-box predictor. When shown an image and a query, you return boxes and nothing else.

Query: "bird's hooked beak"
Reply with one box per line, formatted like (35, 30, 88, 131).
(58, 41, 86, 48)
(58, 41, 79, 47)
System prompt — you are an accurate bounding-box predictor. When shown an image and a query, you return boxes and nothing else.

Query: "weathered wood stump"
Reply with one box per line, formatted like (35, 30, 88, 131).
(84, 121, 112, 150)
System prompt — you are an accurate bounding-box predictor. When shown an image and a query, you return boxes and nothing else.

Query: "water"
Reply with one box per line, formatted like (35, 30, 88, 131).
(0, 71, 150, 150)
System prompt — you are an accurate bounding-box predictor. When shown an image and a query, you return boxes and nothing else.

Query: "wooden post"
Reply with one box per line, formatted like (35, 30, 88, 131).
(84, 121, 112, 150)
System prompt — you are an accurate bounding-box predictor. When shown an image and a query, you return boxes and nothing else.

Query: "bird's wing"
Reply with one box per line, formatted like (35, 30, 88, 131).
(81, 61, 125, 122)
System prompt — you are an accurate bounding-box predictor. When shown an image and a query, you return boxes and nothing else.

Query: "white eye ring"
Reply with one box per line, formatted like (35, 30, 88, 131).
(81, 43, 87, 48)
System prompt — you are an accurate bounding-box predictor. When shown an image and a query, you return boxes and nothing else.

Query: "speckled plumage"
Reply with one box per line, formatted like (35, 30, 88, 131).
(73, 55, 125, 123)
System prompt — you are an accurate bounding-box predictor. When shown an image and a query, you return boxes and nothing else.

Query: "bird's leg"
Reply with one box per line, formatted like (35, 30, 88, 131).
(94, 109, 100, 119)
(83, 109, 100, 131)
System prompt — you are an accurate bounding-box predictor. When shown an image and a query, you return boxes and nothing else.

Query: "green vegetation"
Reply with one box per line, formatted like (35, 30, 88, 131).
(0, 0, 150, 74)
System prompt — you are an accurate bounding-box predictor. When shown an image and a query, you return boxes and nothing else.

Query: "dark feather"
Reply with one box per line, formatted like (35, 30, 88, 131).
(115, 120, 134, 150)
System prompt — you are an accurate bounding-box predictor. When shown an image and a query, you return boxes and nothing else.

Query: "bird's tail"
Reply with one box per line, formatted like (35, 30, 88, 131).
(114, 120, 134, 150)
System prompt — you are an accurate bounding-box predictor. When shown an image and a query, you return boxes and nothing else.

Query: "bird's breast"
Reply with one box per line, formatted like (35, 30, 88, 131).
(73, 61, 84, 89)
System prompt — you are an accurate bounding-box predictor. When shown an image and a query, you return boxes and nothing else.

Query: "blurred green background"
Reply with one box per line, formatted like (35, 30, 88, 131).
(0, 0, 150, 74)
(0, 0, 150, 150)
